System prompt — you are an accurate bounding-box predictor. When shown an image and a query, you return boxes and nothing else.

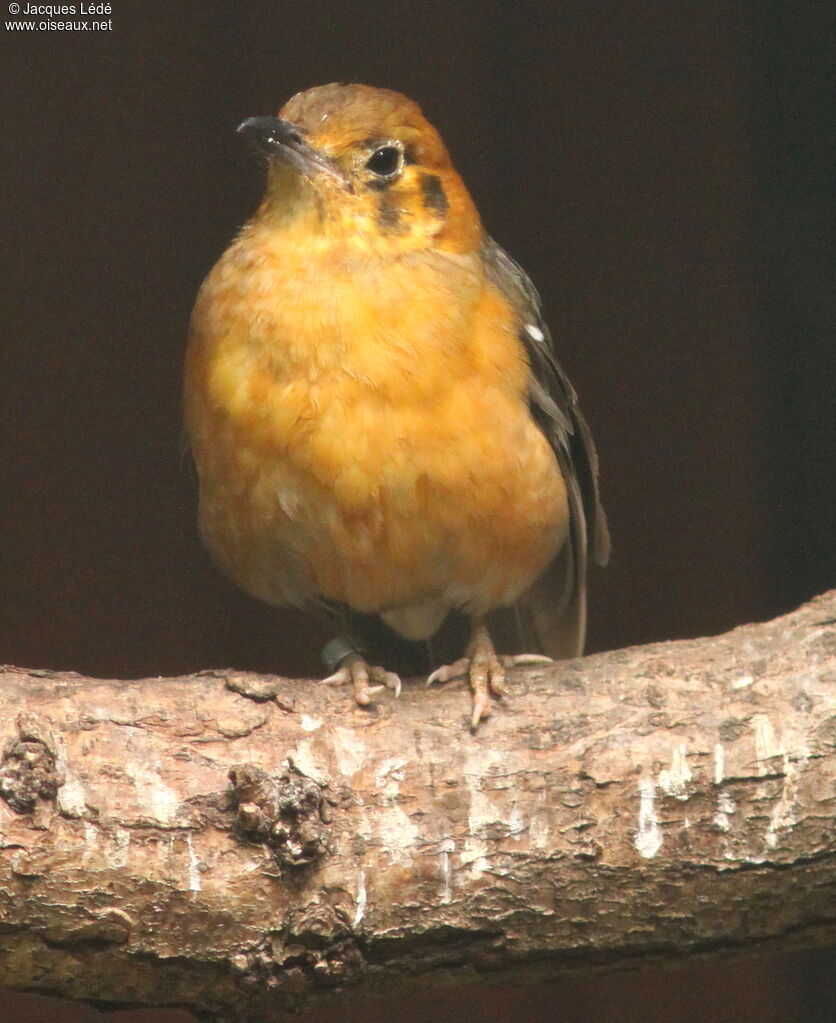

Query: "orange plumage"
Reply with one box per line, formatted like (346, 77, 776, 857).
(184, 84, 608, 727)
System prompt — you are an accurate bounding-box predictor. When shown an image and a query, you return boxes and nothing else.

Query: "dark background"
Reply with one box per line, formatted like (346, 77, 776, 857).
(2, 1, 834, 1021)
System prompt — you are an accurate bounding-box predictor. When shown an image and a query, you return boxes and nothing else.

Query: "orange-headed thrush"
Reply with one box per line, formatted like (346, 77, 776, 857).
(184, 84, 610, 728)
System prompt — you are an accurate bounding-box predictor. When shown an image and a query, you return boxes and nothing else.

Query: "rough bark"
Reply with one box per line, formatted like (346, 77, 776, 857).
(1, 593, 835, 1020)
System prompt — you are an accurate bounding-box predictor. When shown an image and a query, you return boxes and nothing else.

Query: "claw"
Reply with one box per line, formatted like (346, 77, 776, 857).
(501, 653, 553, 668)
(322, 665, 351, 687)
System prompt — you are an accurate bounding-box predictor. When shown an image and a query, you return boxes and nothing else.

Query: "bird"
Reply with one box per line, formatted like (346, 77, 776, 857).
(183, 83, 609, 729)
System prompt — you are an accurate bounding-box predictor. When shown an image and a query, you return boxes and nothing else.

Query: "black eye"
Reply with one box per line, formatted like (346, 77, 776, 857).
(366, 145, 402, 179)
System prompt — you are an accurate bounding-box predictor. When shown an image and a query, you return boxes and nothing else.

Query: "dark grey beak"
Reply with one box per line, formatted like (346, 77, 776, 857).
(237, 116, 305, 155)
(237, 116, 348, 188)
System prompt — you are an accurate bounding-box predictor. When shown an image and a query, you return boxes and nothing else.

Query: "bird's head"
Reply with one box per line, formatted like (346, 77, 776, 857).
(238, 83, 482, 255)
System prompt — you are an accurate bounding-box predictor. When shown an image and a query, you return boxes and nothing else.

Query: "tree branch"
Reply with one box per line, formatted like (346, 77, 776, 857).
(1, 593, 835, 1020)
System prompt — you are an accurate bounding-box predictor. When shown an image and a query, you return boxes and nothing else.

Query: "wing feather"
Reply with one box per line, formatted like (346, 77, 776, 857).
(482, 237, 610, 657)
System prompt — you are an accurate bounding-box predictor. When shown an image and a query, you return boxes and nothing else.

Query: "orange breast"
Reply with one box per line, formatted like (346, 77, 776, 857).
(184, 228, 569, 621)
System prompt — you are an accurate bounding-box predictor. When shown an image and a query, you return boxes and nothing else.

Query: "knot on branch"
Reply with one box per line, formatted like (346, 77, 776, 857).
(234, 900, 365, 1004)
(228, 762, 329, 867)
(0, 713, 64, 814)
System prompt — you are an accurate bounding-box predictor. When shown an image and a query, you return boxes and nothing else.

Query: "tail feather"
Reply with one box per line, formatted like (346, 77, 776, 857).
(491, 543, 587, 660)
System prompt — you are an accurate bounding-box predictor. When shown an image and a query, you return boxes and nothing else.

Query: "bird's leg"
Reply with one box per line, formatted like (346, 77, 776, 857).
(320, 638, 401, 707)
(427, 621, 507, 729)
(466, 623, 506, 728)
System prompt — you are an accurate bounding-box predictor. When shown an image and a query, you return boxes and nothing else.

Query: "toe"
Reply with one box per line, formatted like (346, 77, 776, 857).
(351, 663, 372, 706)
(470, 688, 492, 730)
(370, 667, 402, 698)
(488, 659, 506, 698)
(426, 658, 470, 688)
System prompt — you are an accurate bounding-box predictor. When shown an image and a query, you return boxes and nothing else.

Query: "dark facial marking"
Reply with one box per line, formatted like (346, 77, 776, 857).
(376, 194, 409, 236)
(420, 174, 448, 217)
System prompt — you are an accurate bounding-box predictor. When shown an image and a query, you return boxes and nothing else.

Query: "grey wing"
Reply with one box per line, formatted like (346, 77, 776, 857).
(482, 237, 610, 658)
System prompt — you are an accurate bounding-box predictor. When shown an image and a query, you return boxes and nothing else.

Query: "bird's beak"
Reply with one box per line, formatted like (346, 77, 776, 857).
(237, 116, 349, 189)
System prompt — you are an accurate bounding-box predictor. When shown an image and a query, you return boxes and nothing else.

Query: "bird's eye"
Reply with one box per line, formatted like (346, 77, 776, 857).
(365, 145, 403, 179)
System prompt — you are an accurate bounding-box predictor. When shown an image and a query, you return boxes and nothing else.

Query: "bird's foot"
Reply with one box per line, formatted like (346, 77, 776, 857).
(426, 651, 550, 687)
(322, 653, 402, 707)
(427, 624, 511, 730)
